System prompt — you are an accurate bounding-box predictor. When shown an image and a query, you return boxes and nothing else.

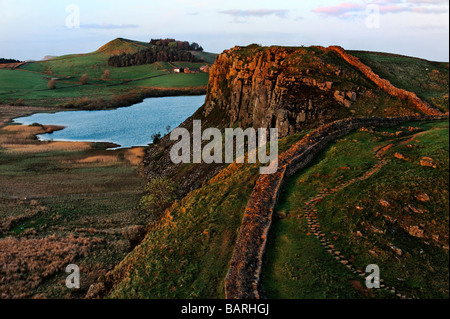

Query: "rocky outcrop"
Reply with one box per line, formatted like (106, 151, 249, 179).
(325, 46, 444, 116)
(203, 46, 356, 138)
(203, 44, 445, 143)
(224, 115, 447, 299)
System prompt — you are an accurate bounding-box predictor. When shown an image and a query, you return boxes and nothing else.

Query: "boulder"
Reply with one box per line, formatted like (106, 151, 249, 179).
(420, 157, 437, 168)
(379, 199, 391, 207)
(346, 91, 357, 102)
(408, 226, 424, 238)
(334, 90, 345, 103)
(415, 193, 430, 202)
(406, 204, 427, 214)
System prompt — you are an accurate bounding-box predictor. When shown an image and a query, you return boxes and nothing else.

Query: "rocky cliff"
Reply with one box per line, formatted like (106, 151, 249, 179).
(203, 45, 366, 137)
(202, 44, 445, 139)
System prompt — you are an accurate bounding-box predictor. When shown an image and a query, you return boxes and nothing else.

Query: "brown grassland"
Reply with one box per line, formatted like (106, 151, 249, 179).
(0, 105, 149, 299)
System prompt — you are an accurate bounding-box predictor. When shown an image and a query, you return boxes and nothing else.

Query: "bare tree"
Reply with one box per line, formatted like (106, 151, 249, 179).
(102, 69, 110, 81)
(47, 79, 56, 90)
(79, 74, 89, 85)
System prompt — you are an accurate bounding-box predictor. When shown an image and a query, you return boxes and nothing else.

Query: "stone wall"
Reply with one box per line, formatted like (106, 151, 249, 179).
(224, 115, 447, 299)
(325, 46, 444, 116)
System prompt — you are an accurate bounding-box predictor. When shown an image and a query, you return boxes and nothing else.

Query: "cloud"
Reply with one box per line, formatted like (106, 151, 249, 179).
(313, 3, 365, 17)
(219, 9, 290, 19)
(406, 0, 449, 4)
(313, 1, 449, 18)
(80, 23, 140, 29)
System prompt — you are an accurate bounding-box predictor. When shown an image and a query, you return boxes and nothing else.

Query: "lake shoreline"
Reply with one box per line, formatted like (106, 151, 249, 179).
(0, 86, 207, 110)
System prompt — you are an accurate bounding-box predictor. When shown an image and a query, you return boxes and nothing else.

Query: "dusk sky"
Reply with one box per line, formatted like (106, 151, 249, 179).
(0, 0, 449, 61)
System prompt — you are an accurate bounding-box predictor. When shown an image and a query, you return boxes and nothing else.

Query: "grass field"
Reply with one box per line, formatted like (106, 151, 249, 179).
(262, 120, 449, 299)
(0, 38, 215, 107)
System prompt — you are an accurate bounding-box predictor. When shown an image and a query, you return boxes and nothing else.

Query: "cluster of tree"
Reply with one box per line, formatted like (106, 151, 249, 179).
(108, 39, 204, 67)
(0, 58, 21, 64)
(108, 47, 201, 67)
(149, 39, 203, 52)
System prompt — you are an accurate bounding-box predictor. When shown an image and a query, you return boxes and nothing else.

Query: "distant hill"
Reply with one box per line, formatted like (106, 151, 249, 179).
(41, 56, 58, 61)
(1, 37, 215, 107)
(190, 50, 217, 64)
(96, 38, 151, 55)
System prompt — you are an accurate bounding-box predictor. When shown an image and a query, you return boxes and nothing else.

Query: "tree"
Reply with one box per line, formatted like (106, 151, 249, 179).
(151, 132, 162, 144)
(102, 69, 110, 81)
(0, 58, 21, 64)
(79, 74, 89, 85)
(47, 79, 56, 90)
(107, 39, 202, 68)
(168, 41, 177, 49)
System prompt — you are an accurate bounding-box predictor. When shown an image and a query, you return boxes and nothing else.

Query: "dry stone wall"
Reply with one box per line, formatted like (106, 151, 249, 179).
(224, 115, 447, 299)
(325, 46, 444, 116)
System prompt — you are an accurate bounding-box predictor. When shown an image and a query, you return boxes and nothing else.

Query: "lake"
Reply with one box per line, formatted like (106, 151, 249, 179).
(14, 95, 205, 148)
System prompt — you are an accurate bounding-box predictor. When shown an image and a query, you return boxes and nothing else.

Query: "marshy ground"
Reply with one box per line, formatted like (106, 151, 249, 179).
(0, 105, 149, 299)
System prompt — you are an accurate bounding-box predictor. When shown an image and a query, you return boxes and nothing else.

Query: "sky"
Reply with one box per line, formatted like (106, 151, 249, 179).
(0, 0, 449, 61)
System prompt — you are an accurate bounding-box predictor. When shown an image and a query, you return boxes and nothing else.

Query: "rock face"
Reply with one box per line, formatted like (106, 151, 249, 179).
(203, 44, 444, 141)
(203, 46, 357, 138)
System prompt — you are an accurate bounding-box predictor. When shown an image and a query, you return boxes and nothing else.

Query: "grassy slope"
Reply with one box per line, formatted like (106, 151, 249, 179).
(106, 131, 309, 299)
(350, 51, 449, 112)
(262, 120, 449, 299)
(0, 38, 215, 106)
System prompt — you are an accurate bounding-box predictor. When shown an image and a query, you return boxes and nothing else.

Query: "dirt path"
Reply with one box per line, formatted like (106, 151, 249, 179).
(397, 127, 445, 146)
(301, 141, 410, 299)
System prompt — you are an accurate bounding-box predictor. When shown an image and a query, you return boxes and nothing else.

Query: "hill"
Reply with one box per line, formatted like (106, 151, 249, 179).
(0, 38, 217, 108)
(92, 44, 448, 299)
(41, 55, 58, 61)
(96, 38, 151, 55)
(100, 117, 448, 299)
(262, 119, 448, 299)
